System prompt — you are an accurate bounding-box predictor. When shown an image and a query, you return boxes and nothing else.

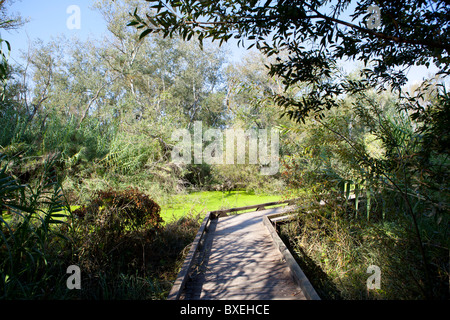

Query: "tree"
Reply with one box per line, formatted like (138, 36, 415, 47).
(129, 0, 449, 122)
(225, 51, 284, 129)
(128, 0, 449, 298)
(0, 0, 27, 31)
(0, 0, 28, 92)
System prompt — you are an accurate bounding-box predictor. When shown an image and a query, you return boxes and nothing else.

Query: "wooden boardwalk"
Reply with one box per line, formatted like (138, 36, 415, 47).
(169, 201, 319, 300)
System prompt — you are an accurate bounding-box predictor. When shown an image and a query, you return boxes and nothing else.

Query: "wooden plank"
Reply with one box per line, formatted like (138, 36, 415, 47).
(190, 290, 305, 300)
(182, 206, 306, 300)
(209, 198, 299, 218)
(167, 212, 212, 300)
(270, 214, 296, 224)
(196, 282, 305, 300)
(263, 213, 321, 300)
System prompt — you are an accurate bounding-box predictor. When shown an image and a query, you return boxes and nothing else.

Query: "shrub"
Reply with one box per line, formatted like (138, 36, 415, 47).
(69, 191, 200, 299)
(72, 188, 163, 275)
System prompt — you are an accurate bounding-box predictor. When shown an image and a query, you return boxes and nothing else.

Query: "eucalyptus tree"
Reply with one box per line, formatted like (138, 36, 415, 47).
(225, 51, 290, 130)
(95, 0, 228, 129)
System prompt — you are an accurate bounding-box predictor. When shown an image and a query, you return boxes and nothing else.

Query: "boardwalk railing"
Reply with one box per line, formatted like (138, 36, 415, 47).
(210, 198, 300, 218)
(263, 212, 321, 300)
(167, 198, 297, 300)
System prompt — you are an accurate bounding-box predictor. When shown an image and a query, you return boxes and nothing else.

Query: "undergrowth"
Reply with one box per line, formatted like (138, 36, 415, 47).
(67, 188, 201, 300)
(279, 193, 449, 300)
(1, 153, 200, 299)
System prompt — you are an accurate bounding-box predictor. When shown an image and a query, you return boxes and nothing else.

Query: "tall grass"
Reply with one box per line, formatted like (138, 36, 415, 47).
(280, 192, 448, 299)
(0, 152, 72, 299)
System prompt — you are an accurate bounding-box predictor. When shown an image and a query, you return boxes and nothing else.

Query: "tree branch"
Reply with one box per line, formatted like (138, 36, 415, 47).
(304, 4, 450, 53)
(77, 75, 119, 128)
(178, 5, 450, 53)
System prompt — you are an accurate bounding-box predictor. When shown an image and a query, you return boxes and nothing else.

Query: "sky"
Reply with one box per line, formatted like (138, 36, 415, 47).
(4, 0, 442, 89)
(5, 0, 247, 66)
(5, 0, 108, 64)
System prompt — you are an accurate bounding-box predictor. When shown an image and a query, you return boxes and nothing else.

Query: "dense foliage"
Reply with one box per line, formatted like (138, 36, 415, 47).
(0, 0, 448, 299)
(131, 0, 449, 121)
(279, 85, 449, 299)
(130, 0, 449, 299)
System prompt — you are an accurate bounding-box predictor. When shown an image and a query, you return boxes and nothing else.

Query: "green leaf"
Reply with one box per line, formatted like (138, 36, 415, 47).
(127, 20, 140, 27)
(139, 28, 153, 40)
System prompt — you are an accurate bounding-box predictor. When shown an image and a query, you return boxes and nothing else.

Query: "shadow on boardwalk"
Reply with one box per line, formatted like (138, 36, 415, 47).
(181, 207, 306, 300)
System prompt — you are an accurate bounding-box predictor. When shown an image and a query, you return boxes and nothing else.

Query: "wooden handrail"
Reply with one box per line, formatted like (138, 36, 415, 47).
(167, 213, 212, 300)
(263, 213, 321, 300)
(209, 198, 299, 219)
(167, 198, 299, 300)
